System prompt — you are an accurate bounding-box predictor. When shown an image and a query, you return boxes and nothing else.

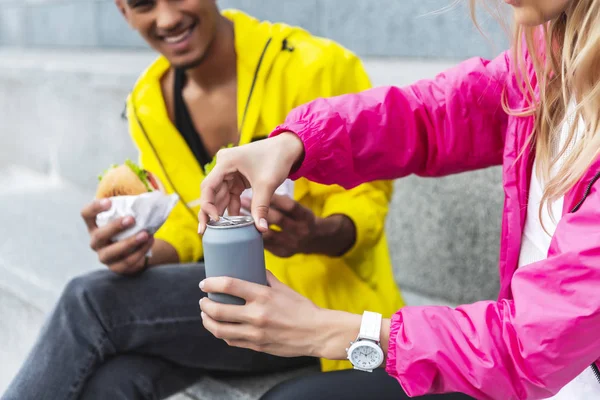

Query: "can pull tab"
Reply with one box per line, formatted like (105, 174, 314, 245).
(218, 216, 237, 226)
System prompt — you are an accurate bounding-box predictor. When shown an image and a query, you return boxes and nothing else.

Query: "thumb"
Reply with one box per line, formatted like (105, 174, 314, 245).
(251, 185, 274, 233)
(265, 270, 282, 287)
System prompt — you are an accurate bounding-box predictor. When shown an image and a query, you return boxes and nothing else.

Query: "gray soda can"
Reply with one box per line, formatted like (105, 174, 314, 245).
(202, 216, 268, 305)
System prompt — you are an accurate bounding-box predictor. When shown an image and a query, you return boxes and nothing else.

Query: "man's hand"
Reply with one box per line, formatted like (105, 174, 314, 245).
(241, 194, 356, 258)
(81, 199, 154, 275)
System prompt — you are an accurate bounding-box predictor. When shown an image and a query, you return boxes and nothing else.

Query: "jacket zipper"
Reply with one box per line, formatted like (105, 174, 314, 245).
(592, 363, 600, 385)
(130, 99, 198, 222)
(239, 37, 272, 135)
(568, 170, 600, 384)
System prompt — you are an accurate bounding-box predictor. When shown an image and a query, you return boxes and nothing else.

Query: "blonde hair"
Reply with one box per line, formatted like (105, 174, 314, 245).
(470, 0, 600, 220)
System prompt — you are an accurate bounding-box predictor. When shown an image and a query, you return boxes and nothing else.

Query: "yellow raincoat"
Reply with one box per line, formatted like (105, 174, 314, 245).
(125, 9, 404, 371)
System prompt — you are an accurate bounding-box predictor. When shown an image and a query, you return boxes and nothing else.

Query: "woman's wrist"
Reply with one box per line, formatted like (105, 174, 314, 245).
(380, 318, 391, 357)
(314, 309, 392, 362)
(275, 132, 305, 173)
(314, 309, 361, 360)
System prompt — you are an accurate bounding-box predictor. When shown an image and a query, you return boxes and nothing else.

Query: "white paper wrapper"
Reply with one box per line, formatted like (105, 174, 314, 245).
(226, 179, 295, 216)
(241, 179, 295, 200)
(96, 192, 179, 256)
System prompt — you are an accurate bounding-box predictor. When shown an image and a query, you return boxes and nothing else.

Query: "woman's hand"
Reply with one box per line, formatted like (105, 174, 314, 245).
(198, 133, 305, 234)
(199, 271, 362, 360)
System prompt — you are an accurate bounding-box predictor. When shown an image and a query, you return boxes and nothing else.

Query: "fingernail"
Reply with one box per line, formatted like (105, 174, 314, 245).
(199, 298, 204, 307)
(122, 216, 134, 227)
(199, 280, 205, 290)
(100, 199, 111, 208)
(201, 312, 206, 319)
(197, 224, 204, 234)
(136, 231, 148, 242)
(259, 218, 268, 230)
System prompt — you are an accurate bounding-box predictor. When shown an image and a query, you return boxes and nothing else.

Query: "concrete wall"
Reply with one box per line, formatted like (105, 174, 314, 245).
(0, 0, 511, 59)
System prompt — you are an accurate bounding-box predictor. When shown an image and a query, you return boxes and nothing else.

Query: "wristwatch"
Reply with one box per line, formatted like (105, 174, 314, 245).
(346, 311, 384, 372)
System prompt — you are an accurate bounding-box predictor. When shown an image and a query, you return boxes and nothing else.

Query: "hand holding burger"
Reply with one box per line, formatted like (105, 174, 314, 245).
(82, 160, 178, 275)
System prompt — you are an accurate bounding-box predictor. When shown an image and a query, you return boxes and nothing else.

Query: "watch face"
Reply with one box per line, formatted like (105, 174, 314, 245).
(350, 343, 383, 370)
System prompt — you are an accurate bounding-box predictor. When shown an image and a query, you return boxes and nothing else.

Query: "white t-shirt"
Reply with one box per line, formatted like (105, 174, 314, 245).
(518, 106, 600, 398)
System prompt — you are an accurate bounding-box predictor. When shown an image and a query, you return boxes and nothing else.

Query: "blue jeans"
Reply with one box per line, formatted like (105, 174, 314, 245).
(2, 264, 316, 400)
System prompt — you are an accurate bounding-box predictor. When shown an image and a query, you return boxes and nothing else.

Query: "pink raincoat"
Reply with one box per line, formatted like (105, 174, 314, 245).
(270, 48, 600, 399)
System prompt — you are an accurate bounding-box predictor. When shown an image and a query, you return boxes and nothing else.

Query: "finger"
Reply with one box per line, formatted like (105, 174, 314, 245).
(199, 297, 248, 324)
(214, 182, 230, 210)
(214, 184, 232, 217)
(262, 229, 293, 257)
(269, 194, 297, 214)
(226, 176, 246, 217)
(81, 199, 112, 232)
(250, 183, 277, 233)
(263, 245, 293, 258)
(286, 198, 314, 221)
(97, 230, 150, 265)
(266, 207, 290, 229)
(90, 216, 135, 250)
(199, 166, 227, 233)
(270, 194, 313, 222)
(200, 276, 268, 302)
(201, 312, 258, 342)
(108, 237, 154, 275)
(262, 229, 288, 248)
(198, 192, 222, 234)
(227, 194, 241, 216)
(265, 270, 283, 288)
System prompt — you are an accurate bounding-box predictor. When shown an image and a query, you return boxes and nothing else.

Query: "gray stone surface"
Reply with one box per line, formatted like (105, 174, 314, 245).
(0, 166, 104, 392)
(0, 49, 142, 192)
(0, 168, 102, 311)
(219, 0, 321, 37)
(0, 0, 511, 59)
(97, 1, 148, 49)
(0, 5, 24, 46)
(320, 0, 510, 59)
(27, 1, 98, 47)
(387, 172, 503, 304)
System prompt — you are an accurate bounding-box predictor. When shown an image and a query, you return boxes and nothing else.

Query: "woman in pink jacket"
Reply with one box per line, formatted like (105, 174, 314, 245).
(196, 0, 600, 399)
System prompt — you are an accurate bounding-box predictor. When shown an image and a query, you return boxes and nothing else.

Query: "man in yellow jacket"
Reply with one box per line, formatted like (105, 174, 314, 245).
(3, 1, 404, 399)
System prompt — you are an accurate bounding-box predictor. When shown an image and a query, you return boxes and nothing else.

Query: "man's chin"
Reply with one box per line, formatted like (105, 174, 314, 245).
(169, 53, 207, 70)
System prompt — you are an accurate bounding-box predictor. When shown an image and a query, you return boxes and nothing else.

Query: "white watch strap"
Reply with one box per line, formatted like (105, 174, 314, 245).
(358, 311, 382, 342)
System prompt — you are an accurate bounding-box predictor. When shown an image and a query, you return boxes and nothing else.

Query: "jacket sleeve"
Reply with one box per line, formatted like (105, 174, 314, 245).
(294, 40, 393, 260)
(271, 52, 511, 189)
(385, 186, 600, 400)
(126, 97, 203, 263)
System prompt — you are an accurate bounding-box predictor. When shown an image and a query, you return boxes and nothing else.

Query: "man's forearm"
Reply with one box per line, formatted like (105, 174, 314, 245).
(310, 215, 356, 257)
(147, 239, 180, 267)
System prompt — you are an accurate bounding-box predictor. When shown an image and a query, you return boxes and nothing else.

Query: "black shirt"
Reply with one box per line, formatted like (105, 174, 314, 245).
(173, 68, 212, 168)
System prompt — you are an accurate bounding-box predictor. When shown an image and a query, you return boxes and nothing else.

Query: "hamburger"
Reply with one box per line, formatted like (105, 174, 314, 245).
(96, 160, 164, 199)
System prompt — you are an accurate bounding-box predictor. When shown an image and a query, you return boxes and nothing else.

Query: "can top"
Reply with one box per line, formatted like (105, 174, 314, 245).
(206, 216, 255, 229)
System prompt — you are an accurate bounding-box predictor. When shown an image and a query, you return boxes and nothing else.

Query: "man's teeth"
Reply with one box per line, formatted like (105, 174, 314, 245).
(164, 29, 190, 44)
